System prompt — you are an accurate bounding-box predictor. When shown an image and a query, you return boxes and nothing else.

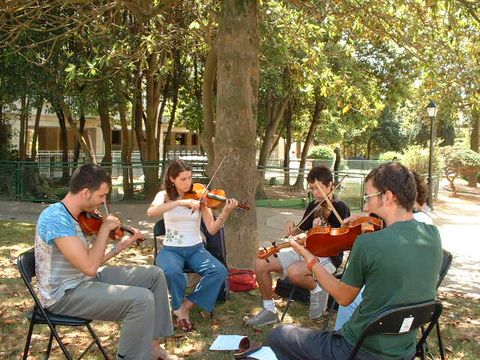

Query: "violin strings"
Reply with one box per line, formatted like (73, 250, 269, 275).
(103, 202, 110, 216)
(191, 155, 226, 214)
(294, 175, 347, 231)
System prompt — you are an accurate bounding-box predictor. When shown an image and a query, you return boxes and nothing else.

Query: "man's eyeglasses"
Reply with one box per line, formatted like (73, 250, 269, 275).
(363, 191, 383, 202)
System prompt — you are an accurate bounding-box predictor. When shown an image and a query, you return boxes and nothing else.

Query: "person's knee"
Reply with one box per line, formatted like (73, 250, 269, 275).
(267, 325, 288, 347)
(130, 288, 155, 314)
(287, 265, 305, 284)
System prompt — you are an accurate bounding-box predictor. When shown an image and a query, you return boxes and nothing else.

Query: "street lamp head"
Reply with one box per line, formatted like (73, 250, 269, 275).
(426, 101, 438, 118)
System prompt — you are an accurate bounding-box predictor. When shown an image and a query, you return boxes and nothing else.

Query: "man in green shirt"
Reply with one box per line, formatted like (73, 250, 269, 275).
(268, 162, 442, 360)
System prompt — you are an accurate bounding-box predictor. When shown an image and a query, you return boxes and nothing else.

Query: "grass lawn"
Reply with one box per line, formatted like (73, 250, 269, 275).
(0, 220, 479, 359)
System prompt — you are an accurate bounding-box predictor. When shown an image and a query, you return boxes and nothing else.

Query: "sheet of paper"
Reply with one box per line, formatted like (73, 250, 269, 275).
(209, 335, 246, 350)
(248, 346, 279, 360)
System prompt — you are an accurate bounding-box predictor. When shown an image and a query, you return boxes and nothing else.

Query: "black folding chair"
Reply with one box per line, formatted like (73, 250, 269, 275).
(17, 248, 109, 360)
(347, 300, 444, 360)
(418, 249, 452, 360)
(153, 218, 229, 302)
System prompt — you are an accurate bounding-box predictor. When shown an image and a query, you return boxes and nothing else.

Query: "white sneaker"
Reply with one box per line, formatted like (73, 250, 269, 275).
(309, 291, 328, 320)
(245, 309, 279, 327)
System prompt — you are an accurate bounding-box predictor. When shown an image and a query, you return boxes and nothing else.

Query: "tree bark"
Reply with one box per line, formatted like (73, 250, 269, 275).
(73, 112, 86, 171)
(215, 0, 259, 269)
(294, 93, 324, 188)
(119, 100, 134, 199)
(283, 103, 293, 186)
(256, 96, 288, 198)
(98, 98, 112, 169)
(56, 109, 70, 183)
(31, 97, 44, 162)
(19, 95, 29, 161)
(468, 109, 479, 187)
(200, 43, 217, 166)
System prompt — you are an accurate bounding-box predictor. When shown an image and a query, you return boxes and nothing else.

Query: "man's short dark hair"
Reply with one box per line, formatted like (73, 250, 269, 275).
(69, 163, 111, 194)
(306, 165, 333, 186)
(365, 162, 416, 210)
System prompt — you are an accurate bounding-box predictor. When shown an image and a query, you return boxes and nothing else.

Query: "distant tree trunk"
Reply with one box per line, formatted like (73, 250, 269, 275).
(19, 95, 29, 160)
(215, 0, 259, 269)
(294, 93, 324, 189)
(31, 97, 44, 162)
(333, 146, 341, 184)
(98, 99, 112, 169)
(468, 110, 479, 187)
(200, 43, 217, 167)
(256, 96, 288, 198)
(119, 100, 134, 199)
(56, 110, 70, 183)
(283, 103, 293, 186)
(73, 112, 86, 171)
(58, 97, 93, 162)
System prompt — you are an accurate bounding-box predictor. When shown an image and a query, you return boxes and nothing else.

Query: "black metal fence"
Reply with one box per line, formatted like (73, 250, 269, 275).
(0, 159, 440, 211)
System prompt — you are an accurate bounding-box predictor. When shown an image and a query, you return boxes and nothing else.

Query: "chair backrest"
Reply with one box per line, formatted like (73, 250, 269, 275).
(437, 249, 453, 289)
(348, 300, 443, 360)
(17, 248, 48, 316)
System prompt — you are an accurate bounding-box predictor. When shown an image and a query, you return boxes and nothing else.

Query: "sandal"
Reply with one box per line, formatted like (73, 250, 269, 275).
(233, 337, 262, 359)
(176, 318, 194, 332)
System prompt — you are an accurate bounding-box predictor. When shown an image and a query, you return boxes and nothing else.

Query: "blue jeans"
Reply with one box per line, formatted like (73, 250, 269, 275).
(156, 243, 228, 312)
(335, 287, 364, 330)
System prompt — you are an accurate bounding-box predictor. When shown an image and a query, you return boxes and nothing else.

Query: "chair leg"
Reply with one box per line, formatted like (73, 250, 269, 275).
(45, 330, 54, 358)
(322, 297, 337, 330)
(280, 285, 297, 322)
(86, 324, 110, 360)
(435, 321, 445, 360)
(23, 320, 35, 360)
(47, 324, 73, 360)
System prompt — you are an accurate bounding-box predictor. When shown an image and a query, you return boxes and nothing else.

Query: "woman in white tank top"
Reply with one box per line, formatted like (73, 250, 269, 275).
(147, 159, 238, 331)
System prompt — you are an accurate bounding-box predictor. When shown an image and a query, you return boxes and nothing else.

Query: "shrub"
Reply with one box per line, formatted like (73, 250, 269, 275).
(308, 145, 335, 160)
(441, 146, 480, 196)
(402, 144, 443, 175)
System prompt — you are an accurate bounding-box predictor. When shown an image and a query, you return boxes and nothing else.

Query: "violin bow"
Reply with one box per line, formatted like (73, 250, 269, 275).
(191, 155, 226, 214)
(315, 180, 344, 225)
(294, 175, 347, 231)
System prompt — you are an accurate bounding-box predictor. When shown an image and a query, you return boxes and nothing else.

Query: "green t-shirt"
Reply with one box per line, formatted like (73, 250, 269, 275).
(341, 220, 442, 359)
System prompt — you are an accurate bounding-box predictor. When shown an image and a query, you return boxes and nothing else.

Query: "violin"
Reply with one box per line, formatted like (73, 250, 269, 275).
(78, 210, 141, 241)
(184, 183, 250, 210)
(258, 216, 383, 260)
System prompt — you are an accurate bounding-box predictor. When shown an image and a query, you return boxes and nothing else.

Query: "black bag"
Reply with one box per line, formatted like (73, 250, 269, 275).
(274, 278, 310, 304)
(201, 220, 229, 302)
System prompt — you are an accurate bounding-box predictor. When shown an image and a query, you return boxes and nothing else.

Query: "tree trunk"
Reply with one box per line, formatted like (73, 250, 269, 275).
(283, 103, 293, 186)
(58, 97, 93, 163)
(31, 97, 44, 162)
(468, 110, 479, 187)
(98, 99, 112, 165)
(19, 95, 29, 160)
(56, 110, 70, 183)
(333, 146, 341, 184)
(256, 96, 288, 198)
(73, 112, 86, 171)
(119, 100, 134, 199)
(215, 0, 259, 269)
(294, 93, 324, 188)
(200, 43, 217, 167)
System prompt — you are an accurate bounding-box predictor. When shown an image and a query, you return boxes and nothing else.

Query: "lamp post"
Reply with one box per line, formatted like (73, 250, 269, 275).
(426, 101, 438, 210)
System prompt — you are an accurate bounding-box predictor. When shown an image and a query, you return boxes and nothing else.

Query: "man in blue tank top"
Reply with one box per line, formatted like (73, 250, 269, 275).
(35, 163, 181, 360)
